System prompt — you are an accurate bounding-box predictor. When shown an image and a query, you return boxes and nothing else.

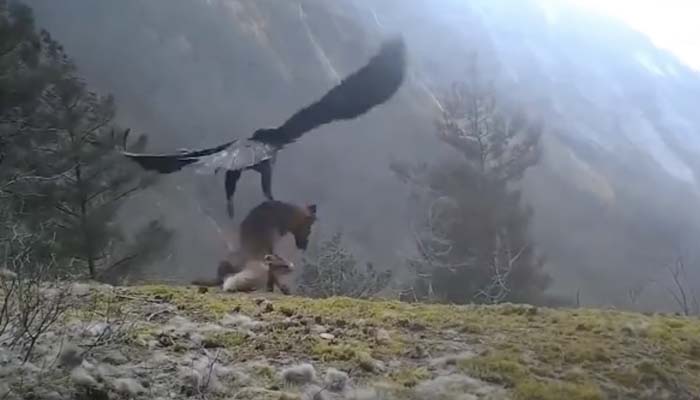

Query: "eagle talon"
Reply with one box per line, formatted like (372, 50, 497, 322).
(226, 201, 234, 219)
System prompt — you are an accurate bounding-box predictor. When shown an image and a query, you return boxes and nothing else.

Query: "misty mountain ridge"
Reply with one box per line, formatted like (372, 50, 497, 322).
(24, 0, 700, 310)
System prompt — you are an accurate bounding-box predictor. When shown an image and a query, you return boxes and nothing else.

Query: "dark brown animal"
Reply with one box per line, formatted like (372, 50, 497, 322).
(192, 200, 316, 294)
(239, 200, 317, 254)
(238, 200, 317, 292)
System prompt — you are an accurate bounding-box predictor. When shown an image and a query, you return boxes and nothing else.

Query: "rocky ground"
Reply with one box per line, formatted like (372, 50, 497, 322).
(1, 283, 699, 400)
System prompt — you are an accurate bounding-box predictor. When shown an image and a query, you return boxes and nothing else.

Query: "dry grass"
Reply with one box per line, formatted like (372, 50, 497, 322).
(79, 284, 700, 399)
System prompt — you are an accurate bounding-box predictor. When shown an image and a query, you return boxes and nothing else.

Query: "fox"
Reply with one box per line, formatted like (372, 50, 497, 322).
(238, 199, 318, 292)
(191, 252, 294, 294)
(221, 255, 295, 294)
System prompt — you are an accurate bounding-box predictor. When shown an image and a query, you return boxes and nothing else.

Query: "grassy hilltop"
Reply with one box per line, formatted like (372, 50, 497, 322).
(1, 284, 699, 400)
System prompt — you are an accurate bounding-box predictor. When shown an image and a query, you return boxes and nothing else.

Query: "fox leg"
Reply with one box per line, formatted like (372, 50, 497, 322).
(224, 169, 242, 219)
(276, 279, 291, 295)
(266, 270, 275, 292)
(265, 264, 277, 292)
(268, 269, 291, 295)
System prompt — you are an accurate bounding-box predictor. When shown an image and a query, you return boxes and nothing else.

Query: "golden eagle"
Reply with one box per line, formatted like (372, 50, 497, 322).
(122, 37, 407, 218)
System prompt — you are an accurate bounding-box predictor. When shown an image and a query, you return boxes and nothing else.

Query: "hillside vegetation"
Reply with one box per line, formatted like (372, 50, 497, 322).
(1, 284, 699, 400)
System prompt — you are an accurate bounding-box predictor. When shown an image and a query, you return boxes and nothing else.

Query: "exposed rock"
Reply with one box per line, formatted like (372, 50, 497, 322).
(415, 374, 508, 400)
(397, 319, 426, 332)
(157, 332, 175, 347)
(58, 343, 83, 370)
(95, 363, 122, 381)
(429, 351, 476, 369)
(0, 268, 17, 280)
(301, 384, 329, 400)
(84, 322, 111, 337)
(280, 307, 295, 317)
(112, 378, 146, 396)
(260, 300, 274, 313)
(101, 349, 128, 365)
(324, 368, 349, 392)
(70, 367, 98, 388)
(334, 319, 347, 328)
(76, 387, 110, 400)
(70, 282, 93, 297)
(233, 387, 293, 400)
(42, 391, 64, 400)
(356, 353, 381, 373)
(0, 383, 9, 398)
(282, 363, 317, 386)
(346, 387, 380, 400)
(221, 313, 260, 330)
(374, 328, 391, 344)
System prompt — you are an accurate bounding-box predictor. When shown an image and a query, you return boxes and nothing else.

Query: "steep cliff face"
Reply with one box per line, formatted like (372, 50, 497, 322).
(25, 0, 700, 307)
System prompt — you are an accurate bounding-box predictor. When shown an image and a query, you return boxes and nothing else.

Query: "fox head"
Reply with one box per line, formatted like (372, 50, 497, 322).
(291, 203, 317, 251)
(263, 253, 295, 272)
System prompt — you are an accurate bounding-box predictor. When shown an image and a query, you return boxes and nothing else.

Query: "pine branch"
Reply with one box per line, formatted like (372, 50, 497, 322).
(92, 185, 140, 210)
(53, 203, 80, 219)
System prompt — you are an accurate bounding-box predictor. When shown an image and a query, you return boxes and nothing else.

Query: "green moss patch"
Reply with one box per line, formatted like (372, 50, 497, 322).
(514, 379, 603, 400)
(69, 285, 700, 399)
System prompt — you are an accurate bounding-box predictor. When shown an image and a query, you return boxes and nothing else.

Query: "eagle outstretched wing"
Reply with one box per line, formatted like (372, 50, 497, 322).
(120, 36, 407, 218)
(122, 139, 238, 173)
(249, 36, 407, 147)
(122, 37, 407, 174)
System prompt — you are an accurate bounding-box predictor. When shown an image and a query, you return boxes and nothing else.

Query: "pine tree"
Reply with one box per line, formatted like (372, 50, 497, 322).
(1, 1, 171, 280)
(1, 0, 59, 270)
(297, 231, 391, 298)
(29, 37, 169, 279)
(393, 59, 551, 305)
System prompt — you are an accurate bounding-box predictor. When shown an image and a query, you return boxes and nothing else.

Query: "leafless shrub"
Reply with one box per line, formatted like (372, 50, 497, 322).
(0, 219, 74, 364)
(475, 231, 528, 304)
(0, 260, 73, 363)
(575, 289, 581, 308)
(664, 257, 699, 316)
(77, 288, 137, 358)
(179, 348, 225, 399)
(627, 284, 644, 306)
(199, 349, 221, 398)
(400, 197, 474, 303)
(0, 270, 18, 338)
(623, 278, 657, 310)
(297, 232, 391, 299)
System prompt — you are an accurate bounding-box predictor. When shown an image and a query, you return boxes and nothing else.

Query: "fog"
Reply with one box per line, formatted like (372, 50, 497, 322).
(24, 0, 700, 311)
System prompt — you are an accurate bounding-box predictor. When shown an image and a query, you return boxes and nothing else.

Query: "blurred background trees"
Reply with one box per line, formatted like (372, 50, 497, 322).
(1, 1, 171, 282)
(393, 59, 552, 305)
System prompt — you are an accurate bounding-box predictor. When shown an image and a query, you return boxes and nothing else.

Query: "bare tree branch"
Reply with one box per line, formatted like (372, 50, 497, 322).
(664, 257, 697, 316)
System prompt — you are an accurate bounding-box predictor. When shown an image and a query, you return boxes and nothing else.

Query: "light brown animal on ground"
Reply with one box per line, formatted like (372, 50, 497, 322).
(191, 252, 294, 294)
(238, 200, 317, 292)
(222, 254, 295, 294)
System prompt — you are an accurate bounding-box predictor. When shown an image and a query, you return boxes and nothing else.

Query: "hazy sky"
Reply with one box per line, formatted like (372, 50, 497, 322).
(570, 0, 700, 70)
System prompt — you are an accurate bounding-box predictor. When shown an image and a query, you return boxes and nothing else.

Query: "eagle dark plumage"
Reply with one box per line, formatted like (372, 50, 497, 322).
(122, 37, 407, 218)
